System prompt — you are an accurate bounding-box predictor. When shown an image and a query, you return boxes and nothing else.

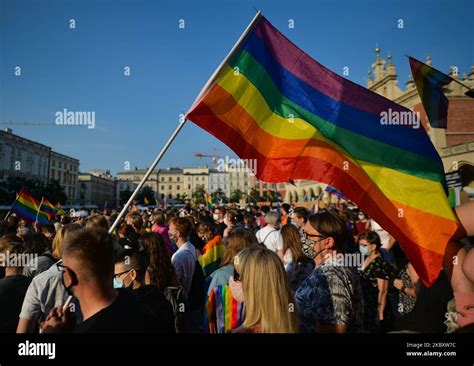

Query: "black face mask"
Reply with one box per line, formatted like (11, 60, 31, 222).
(61, 269, 77, 297)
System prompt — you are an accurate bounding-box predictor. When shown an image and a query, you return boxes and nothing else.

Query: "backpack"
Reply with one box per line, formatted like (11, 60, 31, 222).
(188, 261, 206, 311)
(258, 229, 277, 247)
(164, 285, 186, 333)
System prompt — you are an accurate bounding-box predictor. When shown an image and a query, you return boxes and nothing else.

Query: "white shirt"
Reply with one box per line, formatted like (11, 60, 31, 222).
(171, 241, 197, 296)
(370, 220, 390, 247)
(256, 226, 283, 252)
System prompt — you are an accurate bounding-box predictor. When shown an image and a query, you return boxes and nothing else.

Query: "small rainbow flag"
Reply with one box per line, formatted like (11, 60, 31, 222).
(204, 192, 213, 209)
(40, 198, 57, 219)
(206, 283, 244, 333)
(198, 235, 225, 277)
(11, 189, 44, 223)
(185, 13, 459, 286)
(408, 56, 453, 129)
(325, 185, 346, 200)
(55, 202, 65, 215)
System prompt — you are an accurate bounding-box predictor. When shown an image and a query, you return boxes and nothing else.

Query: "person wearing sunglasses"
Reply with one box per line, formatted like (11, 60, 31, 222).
(294, 212, 364, 333)
(113, 249, 175, 333)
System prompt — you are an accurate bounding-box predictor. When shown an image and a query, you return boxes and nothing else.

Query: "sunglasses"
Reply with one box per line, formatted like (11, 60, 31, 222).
(233, 267, 241, 282)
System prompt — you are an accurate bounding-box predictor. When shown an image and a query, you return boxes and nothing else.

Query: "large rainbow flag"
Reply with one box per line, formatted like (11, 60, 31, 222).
(408, 56, 453, 129)
(185, 13, 459, 286)
(198, 235, 226, 277)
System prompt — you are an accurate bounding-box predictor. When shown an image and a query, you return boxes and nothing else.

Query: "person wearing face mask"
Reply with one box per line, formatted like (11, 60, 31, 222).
(291, 207, 309, 230)
(197, 222, 225, 277)
(355, 211, 370, 236)
(169, 217, 198, 297)
(357, 231, 396, 333)
(294, 212, 364, 333)
(230, 246, 299, 333)
(113, 249, 175, 333)
(222, 212, 237, 239)
(213, 207, 227, 237)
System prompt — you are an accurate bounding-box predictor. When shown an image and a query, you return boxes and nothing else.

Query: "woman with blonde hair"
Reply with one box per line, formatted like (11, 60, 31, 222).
(207, 227, 258, 294)
(230, 246, 299, 333)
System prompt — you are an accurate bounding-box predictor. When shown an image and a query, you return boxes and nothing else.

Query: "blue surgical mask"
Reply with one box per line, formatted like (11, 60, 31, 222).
(113, 278, 124, 289)
(359, 245, 370, 256)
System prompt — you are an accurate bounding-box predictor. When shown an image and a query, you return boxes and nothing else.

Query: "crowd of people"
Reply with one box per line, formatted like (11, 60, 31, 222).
(0, 200, 473, 334)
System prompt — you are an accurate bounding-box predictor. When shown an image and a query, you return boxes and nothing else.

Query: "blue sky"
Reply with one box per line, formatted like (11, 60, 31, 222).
(0, 0, 472, 175)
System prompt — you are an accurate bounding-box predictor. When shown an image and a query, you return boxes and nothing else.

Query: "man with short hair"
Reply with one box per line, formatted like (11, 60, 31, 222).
(292, 207, 310, 229)
(213, 207, 227, 237)
(41, 227, 148, 333)
(169, 218, 197, 296)
(114, 249, 175, 333)
(255, 211, 284, 260)
(0, 237, 32, 332)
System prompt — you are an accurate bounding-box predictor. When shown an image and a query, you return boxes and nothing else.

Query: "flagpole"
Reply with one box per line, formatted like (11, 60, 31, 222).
(185, 10, 262, 115)
(35, 196, 44, 223)
(4, 190, 20, 221)
(407, 55, 474, 95)
(109, 119, 187, 233)
(450, 78, 474, 97)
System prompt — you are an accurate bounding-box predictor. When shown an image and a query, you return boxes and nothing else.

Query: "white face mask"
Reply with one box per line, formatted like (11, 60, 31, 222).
(213, 214, 219, 221)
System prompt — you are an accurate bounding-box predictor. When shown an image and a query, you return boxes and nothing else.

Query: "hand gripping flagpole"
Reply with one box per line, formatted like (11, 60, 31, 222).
(109, 10, 262, 234)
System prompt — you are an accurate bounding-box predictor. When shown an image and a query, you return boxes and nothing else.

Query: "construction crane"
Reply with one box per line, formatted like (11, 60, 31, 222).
(195, 148, 225, 168)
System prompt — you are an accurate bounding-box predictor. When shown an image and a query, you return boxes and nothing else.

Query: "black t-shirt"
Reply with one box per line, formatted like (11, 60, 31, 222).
(133, 285, 175, 333)
(73, 289, 147, 333)
(0, 275, 32, 333)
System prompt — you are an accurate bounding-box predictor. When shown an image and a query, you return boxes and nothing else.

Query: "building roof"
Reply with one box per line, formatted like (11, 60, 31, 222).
(0, 129, 51, 151)
(50, 150, 80, 163)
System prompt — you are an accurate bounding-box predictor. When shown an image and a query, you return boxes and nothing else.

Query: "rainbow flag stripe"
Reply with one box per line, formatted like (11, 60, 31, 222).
(55, 202, 65, 215)
(186, 15, 459, 286)
(206, 283, 244, 333)
(408, 56, 453, 129)
(325, 185, 346, 200)
(198, 235, 226, 277)
(11, 189, 42, 223)
(40, 198, 57, 219)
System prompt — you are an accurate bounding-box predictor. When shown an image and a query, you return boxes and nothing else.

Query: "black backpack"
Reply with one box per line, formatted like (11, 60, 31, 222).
(188, 261, 206, 311)
(164, 285, 187, 333)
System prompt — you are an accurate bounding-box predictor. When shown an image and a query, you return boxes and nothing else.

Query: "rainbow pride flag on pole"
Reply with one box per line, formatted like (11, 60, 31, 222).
(325, 185, 347, 200)
(55, 202, 65, 215)
(204, 192, 213, 209)
(185, 13, 459, 286)
(11, 188, 42, 223)
(408, 56, 454, 129)
(40, 197, 57, 220)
